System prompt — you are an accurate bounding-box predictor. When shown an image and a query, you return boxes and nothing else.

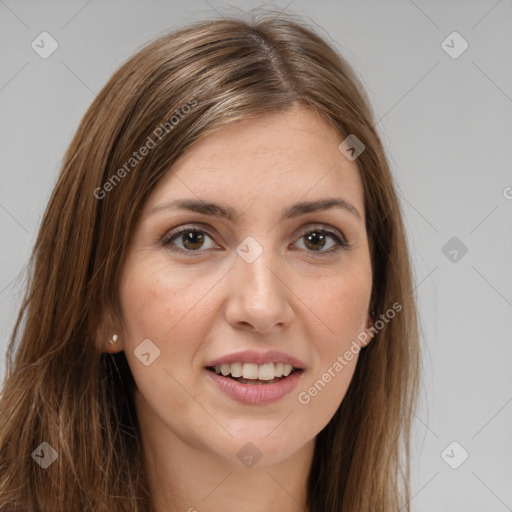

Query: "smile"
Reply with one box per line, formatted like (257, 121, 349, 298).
(205, 365, 304, 405)
(208, 362, 297, 382)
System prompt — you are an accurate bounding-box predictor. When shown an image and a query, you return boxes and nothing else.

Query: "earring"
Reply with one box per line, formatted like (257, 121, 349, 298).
(109, 334, 119, 344)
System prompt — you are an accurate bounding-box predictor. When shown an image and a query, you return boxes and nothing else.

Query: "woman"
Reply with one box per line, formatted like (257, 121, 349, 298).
(0, 11, 420, 512)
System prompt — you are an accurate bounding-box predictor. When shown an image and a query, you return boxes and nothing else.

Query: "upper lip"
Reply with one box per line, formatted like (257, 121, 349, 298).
(205, 350, 306, 369)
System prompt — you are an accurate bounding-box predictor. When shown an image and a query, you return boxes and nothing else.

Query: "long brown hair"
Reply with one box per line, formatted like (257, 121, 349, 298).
(0, 10, 420, 511)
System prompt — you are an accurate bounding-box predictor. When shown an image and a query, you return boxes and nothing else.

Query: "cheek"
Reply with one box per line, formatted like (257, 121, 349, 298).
(300, 265, 372, 352)
(117, 260, 217, 426)
(117, 258, 225, 407)
(119, 258, 216, 344)
(294, 263, 370, 416)
(296, 278, 365, 423)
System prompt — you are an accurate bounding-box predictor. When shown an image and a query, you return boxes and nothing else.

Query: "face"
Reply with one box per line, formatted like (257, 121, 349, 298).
(107, 106, 373, 468)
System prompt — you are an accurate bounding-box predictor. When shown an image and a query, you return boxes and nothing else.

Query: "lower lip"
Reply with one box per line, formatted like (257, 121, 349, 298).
(205, 368, 304, 405)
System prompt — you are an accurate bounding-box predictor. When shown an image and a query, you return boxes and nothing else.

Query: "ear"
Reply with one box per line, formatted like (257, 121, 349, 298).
(356, 312, 376, 350)
(367, 312, 375, 330)
(95, 308, 123, 354)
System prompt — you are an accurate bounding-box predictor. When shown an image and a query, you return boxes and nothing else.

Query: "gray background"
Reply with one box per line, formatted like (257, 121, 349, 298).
(1, 1, 511, 510)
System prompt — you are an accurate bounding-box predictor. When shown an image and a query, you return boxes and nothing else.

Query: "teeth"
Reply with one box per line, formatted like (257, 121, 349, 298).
(230, 362, 243, 377)
(283, 363, 293, 377)
(242, 363, 259, 380)
(212, 362, 298, 380)
(258, 363, 275, 381)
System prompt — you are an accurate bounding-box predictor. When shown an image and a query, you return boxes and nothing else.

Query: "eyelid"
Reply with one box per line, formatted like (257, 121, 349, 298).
(160, 223, 219, 248)
(293, 223, 348, 243)
(292, 224, 351, 254)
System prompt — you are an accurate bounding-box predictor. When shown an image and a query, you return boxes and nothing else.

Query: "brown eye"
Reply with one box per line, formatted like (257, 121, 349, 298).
(163, 228, 217, 253)
(294, 228, 348, 255)
(162, 224, 349, 257)
(302, 231, 331, 251)
(179, 231, 206, 251)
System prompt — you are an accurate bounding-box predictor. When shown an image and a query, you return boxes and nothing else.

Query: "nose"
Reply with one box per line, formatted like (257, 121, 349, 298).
(224, 245, 294, 334)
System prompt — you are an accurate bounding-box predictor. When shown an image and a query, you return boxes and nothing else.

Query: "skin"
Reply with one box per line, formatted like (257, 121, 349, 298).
(98, 105, 374, 512)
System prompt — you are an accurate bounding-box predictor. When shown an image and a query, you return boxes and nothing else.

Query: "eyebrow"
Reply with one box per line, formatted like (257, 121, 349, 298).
(148, 197, 362, 222)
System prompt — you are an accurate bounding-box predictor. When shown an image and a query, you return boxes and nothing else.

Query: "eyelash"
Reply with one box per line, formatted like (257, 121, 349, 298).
(161, 224, 350, 257)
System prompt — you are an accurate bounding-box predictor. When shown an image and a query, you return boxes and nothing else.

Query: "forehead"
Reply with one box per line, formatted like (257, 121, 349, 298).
(144, 107, 364, 219)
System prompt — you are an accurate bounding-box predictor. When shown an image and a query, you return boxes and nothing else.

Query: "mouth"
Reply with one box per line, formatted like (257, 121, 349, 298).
(205, 362, 304, 385)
